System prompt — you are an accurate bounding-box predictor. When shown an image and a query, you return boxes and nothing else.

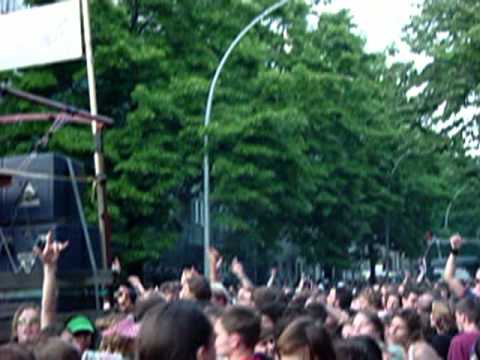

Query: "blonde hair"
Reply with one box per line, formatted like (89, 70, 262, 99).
(431, 300, 455, 333)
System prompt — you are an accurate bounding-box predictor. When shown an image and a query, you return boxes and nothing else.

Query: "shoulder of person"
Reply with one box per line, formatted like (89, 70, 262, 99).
(414, 342, 441, 360)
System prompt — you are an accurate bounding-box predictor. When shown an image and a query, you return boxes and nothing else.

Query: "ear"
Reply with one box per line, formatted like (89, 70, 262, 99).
(196, 345, 210, 360)
(229, 333, 242, 350)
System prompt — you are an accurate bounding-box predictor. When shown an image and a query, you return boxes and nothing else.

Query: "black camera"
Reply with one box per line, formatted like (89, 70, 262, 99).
(34, 234, 48, 251)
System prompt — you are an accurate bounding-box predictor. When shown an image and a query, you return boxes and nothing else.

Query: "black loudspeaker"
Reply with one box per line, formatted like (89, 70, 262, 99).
(0, 223, 101, 273)
(0, 153, 84, 226)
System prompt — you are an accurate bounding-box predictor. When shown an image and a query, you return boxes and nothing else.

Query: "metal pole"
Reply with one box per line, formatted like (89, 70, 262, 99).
(203, 0, 289, 277)
(444, 184, 468, 229)
(385, 149, 412, 275)
(81, 0, 111, 271)
(0, 85, 112, 125)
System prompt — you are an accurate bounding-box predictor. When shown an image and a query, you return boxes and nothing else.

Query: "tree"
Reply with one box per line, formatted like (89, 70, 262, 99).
(404, 0, 480, 151)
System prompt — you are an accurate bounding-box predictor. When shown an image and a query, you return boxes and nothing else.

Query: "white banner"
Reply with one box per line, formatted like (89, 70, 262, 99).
(0, 0, 83, 72)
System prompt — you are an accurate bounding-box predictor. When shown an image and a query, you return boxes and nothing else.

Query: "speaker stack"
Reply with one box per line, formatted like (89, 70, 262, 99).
(0, 152, 101, 274)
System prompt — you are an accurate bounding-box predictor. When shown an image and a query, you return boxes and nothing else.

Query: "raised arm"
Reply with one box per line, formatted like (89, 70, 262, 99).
(128, 275, 146, 298)
(36, 230, 68, 329)
(231, 257, 254, 289)
(208, 247, 222, 283)
(295, 272, 306, 294)
(443, 233, 465, 298)
(266, 267, 277, 287)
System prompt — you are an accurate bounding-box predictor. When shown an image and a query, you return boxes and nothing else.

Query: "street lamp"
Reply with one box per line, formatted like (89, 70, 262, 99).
(443, 184, 469, 229)
(384, 149, 412, 275)
(203, 0, 290, 277)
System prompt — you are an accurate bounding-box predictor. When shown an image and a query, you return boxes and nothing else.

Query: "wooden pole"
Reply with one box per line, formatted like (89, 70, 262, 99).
(81, 0, 111, 271)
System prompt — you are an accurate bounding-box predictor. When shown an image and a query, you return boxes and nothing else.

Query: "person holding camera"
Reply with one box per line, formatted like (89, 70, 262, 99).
(10, 230, 68, 345)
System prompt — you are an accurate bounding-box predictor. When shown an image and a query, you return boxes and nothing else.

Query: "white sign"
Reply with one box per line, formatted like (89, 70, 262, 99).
(0, 0, 83, 72)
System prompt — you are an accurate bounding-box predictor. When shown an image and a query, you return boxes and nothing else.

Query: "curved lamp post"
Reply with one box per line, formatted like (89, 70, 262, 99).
(444, 184, 469, 230)
(203, 0, 290, 276)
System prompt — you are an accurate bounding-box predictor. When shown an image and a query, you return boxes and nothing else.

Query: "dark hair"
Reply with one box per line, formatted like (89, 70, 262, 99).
(159, 281, 181, 295)
(135, 300, 213, 360)
(220, 306, 261, 350)
(276, 317, 336, 360)
(305, 303, 328, 323)
(253, 287, 286, 324)
(117, 284, 138, 304)
(0, 343, 35, 360)
(34, 337, 81, 360)
(133, 293, 165, 322)
(394, 309, 423, 342)
(336, 287, 352, 311)
(335, 336, 382, 360)
(455, 296, 480, 324)
(203, 304, 224, 323)
(187, 275, 212, 301)
(355, 311, 384, 342)
(402, 285, 420, 300)
(253, 287, 285, 308)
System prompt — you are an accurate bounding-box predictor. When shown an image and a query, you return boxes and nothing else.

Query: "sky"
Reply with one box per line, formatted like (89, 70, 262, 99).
(314, 0, 427, 67)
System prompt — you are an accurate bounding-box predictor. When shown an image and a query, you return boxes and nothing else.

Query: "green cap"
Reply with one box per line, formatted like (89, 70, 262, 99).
(66, 315, 95, 334)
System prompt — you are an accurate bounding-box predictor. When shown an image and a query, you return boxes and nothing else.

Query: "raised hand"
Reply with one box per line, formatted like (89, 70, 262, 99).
(270, 267, 278, 277)
(231, 257, 245, 276)
(209, 247, 223, 270)
(111, 257, 121, 273)
(450, 233, 463, 249)
(34, 230, 68, 267)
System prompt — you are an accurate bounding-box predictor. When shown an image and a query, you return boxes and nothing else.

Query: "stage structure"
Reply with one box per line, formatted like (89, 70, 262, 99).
(0, 85, 114, 342)
(0, 0, 114, 342)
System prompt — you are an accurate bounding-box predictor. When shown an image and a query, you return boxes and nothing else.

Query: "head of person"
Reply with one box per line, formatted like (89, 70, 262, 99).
(351, 311, 384, 342)
(380, 284, 390, 302)
(253, 286, 285, 307)
(254, 325, 275, 359)
(100, 314, 140, 357)
(237, 286, 254, 307)
(276, 316, 336, 360)
(115, 284, 137, 313)
(335, 336, 383, 360)
(416, 292, 434, 314)
(34, 337, 80, 360)
(159, 281, 181, 302)
(385, 292, 401, 313)
(327, 286, 352, 311)
(180, 275, 212, 303)
(355, 288, 380, 311)
(388, 309, 422, 349)
(63, 314, 95, 354)
(136, 300, 215, 360)
(0, 343, 36, 360)
(211, 282, 230, 307)
(434, 282, 450, 300)
(214, 305, 261, 359)
(133, 293, 165, 322)
(401, 286, 419, 310)
(203, 304, 224, 326)
(11, 303, 41, 344)
(305, 303, 328, 324)
(454, 296, 480, 332)
(430, 300, 455, 334)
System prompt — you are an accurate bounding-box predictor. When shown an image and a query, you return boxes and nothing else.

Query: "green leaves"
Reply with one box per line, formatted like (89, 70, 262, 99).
(2, 0, 478, 272)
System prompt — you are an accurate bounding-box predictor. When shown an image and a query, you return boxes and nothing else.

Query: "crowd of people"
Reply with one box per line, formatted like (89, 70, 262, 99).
(1, 233, 480, 360)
